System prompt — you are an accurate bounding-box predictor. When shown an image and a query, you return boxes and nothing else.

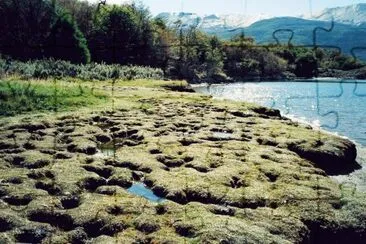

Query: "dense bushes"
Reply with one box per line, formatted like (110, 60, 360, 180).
(269, 45, 366, 79)
(0, 59, 164, 81)
(224, 46, 286, 79)
(294, 53, 319, 78)
(322, 55, 364, 71)
(166, 28, 227, 82)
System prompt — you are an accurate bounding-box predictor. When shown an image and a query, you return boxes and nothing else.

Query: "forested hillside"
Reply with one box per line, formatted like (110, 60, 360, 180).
(0, 0, 365, 82)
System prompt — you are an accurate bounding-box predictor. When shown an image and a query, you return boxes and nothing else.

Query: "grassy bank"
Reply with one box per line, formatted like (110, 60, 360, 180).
(0, 78, 191, 117)
(0, 78, 365, 243)
(0, 79, 108, 116)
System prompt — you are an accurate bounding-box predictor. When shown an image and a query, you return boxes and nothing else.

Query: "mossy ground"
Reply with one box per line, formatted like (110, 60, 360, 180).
(0, 78, 365, 243)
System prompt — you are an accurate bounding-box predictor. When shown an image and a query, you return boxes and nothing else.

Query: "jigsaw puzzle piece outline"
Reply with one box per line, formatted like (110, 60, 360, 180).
(309, 18, 342, 55)
(272, 29, 295, 46)
(315, 80, 343, 129)
(353, 81, 366, 97)
(284, 80, 341, 129)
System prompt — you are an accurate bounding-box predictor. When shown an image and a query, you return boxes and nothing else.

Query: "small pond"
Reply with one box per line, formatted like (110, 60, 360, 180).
(127, 183, 165, 203)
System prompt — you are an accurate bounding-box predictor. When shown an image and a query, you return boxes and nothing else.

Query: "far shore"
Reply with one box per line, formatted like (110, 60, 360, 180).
(189, 77, 366, 87)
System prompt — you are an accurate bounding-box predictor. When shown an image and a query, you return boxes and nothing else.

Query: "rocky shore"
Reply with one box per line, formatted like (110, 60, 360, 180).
(191, 67, 366, 84)
(0, 81, 365, 243)
(318, 67, 366, 80)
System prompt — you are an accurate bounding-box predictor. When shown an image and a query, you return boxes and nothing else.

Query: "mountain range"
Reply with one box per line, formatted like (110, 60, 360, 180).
(311, 3, 366, 26)
(157, 4, 366, 60)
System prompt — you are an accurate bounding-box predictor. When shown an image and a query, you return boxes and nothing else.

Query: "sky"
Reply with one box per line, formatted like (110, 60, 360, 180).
(87, 0, 366, 16)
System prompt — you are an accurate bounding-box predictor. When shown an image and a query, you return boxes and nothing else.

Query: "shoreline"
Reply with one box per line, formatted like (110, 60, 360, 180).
(195, 66, 366, 84)
(286, 113, 366, 192)
(192, 81, 366, 191)
(190, 77, 366, 88)
(191, 79, 366, 146)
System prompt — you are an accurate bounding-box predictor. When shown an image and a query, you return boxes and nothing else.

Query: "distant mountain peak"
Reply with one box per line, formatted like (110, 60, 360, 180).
(204, 14, 220, 20)
(178, 12, 196, 17)
(157, 3, 366, 30)
(311, 3, 366, 26)
(156, 12, 271, 32)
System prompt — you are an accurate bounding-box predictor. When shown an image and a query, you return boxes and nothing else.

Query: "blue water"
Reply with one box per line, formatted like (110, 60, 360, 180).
(194, 79, 366, 146)
(127, 183, 165, 203)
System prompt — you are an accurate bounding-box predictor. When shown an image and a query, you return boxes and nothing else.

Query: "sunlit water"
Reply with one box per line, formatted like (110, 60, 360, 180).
(193, 79, 366, 191)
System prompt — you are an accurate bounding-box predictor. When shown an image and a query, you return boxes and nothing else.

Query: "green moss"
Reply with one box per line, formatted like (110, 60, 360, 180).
(0, 78, 365, 243)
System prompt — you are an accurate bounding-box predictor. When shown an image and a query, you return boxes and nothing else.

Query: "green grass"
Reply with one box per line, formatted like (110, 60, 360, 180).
(115, 79, 188, 88)
(0, 79, 108, 116)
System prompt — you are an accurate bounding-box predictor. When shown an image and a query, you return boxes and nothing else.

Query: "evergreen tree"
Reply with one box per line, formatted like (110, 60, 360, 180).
(45, 12, 90, 63)
(90, 4, 156, 65)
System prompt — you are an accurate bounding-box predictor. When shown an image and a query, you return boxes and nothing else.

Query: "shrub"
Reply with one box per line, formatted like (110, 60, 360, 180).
(0, 58, 164, 81)
(295, 53, 318, 78)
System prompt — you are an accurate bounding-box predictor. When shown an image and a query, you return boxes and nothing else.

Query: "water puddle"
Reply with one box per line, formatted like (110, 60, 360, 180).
(127, 183, 165, 203)
(97, 143, 116, 157)
(100, 147, 115, 157)
(212, 132, 233, 139)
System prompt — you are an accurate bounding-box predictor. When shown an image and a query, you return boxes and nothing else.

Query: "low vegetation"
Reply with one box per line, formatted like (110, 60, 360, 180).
(0, 59, 164, 81)
(0, 79, 108, 116)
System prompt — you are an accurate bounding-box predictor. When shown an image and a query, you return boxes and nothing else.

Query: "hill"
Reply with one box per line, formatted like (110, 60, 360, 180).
(244, 17, 366, 60)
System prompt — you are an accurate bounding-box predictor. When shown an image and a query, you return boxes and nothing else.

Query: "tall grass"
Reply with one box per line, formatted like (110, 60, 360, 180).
(0, 58, 164, 81)
(0, 80, 108, 116)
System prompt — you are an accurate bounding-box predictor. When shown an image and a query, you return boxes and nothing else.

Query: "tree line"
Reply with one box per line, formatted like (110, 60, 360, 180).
(0, 0, 364, 82)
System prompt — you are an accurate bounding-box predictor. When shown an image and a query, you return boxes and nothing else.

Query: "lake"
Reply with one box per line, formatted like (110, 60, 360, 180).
(193, 79, 366, 191)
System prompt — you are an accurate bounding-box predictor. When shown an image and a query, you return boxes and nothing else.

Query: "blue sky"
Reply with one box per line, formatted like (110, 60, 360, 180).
(88, 0, 366, 16)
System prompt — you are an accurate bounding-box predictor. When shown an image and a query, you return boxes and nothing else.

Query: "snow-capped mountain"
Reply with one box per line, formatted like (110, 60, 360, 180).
(157, 12, 201, 28)
(310, 3, 366, 26)
(156, 12, 271, 31)
(157, 3, 366, 32)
